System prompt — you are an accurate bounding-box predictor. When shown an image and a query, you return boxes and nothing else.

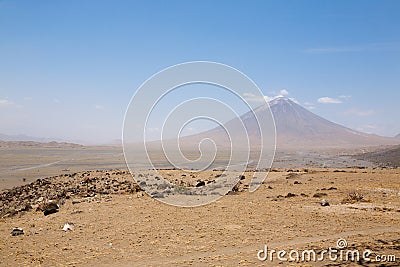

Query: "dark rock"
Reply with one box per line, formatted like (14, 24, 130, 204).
(313, 193, 328, 198)
(333, 170, 346, 173)
(151, 192, 164, 198)
(43, 202, 59, 216)
(285, 193, 297, 198)
(163, 189, 172, 194)
(10, 228, 24, 236)
(19, 204, 32, 212)
(320, 199, 330, 206)
(157, 183, 169, 190)
(196, 181, 206, 187)
(72, 199, 81, 204)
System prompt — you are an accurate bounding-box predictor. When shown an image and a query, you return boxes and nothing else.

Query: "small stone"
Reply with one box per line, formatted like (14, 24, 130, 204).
(43, 202, 59, 216)
(313, 192, 328, 198)
(62, 222, 75, 231)
(10, 228, 24, 236)
(157, 183, 169, 190)
(196, 181, 206, 187)
(320, 199, 330, 206)
(151, 192, 164, 198)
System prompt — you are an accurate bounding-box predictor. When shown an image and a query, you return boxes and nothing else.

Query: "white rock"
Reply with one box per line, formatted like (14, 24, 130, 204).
(62, 222, 75, 231)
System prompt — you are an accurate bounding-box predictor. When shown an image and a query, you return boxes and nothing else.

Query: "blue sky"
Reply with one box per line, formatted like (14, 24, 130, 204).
(0, 0, 399, 144)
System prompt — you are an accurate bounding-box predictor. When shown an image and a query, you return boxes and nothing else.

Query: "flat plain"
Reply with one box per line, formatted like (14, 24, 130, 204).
(0, 143, 399, 266)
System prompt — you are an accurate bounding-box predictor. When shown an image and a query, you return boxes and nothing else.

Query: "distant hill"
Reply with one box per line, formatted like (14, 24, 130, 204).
(354, 145, 400, 167)
(0, 133, 84, 148)
(0, 133, 63, 143)
(0, 140, 84, 149)
(395, 133, 400, 139)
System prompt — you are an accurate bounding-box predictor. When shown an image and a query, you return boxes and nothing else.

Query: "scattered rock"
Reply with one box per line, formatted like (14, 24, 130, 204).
(333, 170, 346, 173)
(285, 193, 297, 198)
(286, 173, 300, 179)
(313, 193, 328, 198)
(321, 187, 337, 191)
(157, 183, 169, 190)
(42, 202, 59, 216)
(62, 222, 75, 231)
(227, 181, 242, 195)
(294, 181, 302, 185)
(10, 227, 24, 236)
(151, 192, 164, 198)
(71, 210, 83, 214)
(320, 199, 330, 206)
(196, 181, 206, 187)
(0, 169, 142, 218)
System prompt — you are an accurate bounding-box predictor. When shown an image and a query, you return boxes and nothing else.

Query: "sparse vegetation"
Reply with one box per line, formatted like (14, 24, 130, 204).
(341, 191, 368, 204)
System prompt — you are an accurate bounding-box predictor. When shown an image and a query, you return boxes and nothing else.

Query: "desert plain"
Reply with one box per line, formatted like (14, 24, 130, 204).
(0, 142, 399, 266)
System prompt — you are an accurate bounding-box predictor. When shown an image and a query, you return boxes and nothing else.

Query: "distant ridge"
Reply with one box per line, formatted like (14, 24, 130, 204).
(355, 145, 400, 167)
(0, 133, 63, 143)
(0, 133, 84, 148)
(395, 133, 400, 139)
(0, 140, 83, 149)
(0, 133, 87, 147)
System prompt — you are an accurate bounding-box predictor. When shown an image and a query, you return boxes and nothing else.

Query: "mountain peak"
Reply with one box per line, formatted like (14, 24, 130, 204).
(186, 96, 400, 150)
(248, 96, 399, 149)
(267, 97, 300, 108)
(268, 96, 290, 104)
(252, 97, 295, 114)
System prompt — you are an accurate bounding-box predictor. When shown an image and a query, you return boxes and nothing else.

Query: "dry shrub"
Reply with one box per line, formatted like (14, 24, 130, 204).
(341, 191, 369, 204)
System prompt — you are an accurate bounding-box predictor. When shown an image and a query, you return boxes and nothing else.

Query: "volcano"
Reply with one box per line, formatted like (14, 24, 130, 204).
(183, 97, 399, 150)
(266, 97, 399, 149)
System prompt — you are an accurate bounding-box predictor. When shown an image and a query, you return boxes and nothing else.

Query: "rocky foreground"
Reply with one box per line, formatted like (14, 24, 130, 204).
(1, 168, 399, 266)
(0, 170, 141, 218)
(0, 169, 250, 218)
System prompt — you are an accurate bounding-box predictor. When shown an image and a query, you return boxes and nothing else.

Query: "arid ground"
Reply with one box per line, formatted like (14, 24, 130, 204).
(1, 163, 399, 266)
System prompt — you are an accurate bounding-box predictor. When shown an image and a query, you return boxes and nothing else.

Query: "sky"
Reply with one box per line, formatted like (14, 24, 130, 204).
(0, 0, 399, 144)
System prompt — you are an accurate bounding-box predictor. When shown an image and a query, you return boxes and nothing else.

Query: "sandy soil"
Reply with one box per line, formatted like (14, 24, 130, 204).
(1, 168, 399, 266)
